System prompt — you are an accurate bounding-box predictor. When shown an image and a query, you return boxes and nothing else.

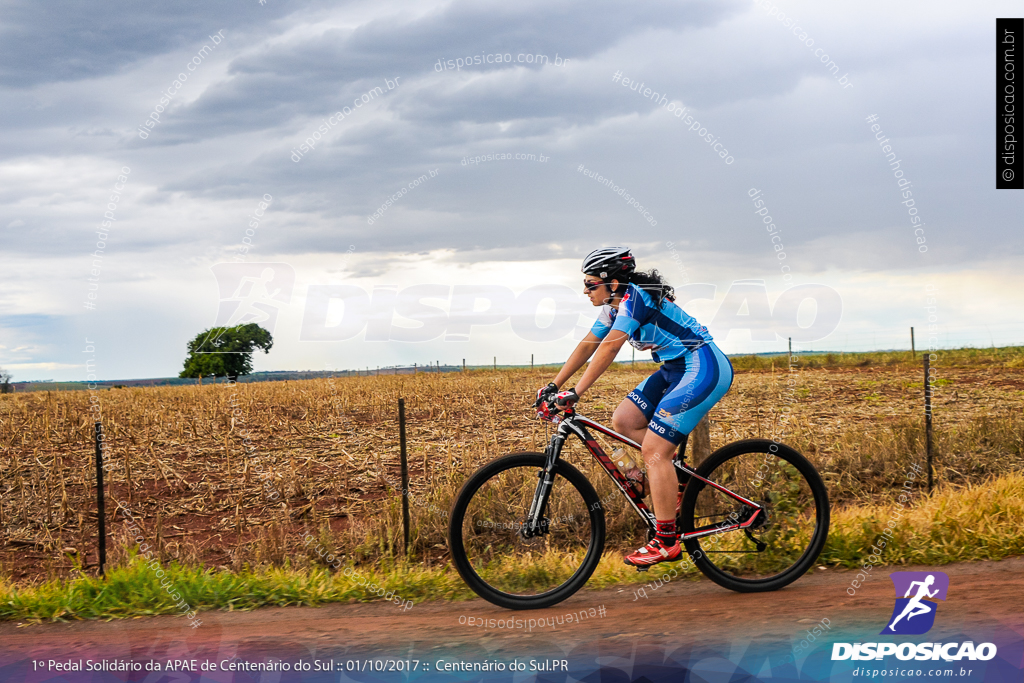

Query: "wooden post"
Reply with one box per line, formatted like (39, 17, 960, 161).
(398, 399, 410, 555)
(910, 327, 915, 357)
(493, 356, 496, 371)
(413, 362, 416, 374)
(531, 353, 534, 370)
(924, 355, 933, 492)
(462, 358, 466, 372)
(691, 415, 711, 463)
(94, 422, 107, 577)
(788, 337, 792, 366)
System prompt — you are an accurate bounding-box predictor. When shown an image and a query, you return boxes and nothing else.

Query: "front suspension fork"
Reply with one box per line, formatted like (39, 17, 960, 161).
(522, 429, 566, 538)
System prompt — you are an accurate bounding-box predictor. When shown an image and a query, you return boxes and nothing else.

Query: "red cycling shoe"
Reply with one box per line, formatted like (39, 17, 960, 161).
(623, 537, 682, 567)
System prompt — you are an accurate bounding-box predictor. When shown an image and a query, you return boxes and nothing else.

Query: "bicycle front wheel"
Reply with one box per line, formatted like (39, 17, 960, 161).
(448, 452, 605, 610)
(679, 439, 830, 593)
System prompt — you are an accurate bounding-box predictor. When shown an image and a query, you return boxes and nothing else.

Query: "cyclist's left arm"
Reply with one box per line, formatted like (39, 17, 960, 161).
(574, 329, 629, 396)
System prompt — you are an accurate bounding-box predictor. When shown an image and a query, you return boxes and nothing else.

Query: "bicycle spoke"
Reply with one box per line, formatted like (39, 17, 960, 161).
(460, 462, 595, 598)
(682, 441, 828, 586)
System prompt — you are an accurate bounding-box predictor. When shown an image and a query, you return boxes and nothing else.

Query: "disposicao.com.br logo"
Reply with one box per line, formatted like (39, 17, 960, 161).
(882, 571, 949, 635)
(831, 571, 997, 662)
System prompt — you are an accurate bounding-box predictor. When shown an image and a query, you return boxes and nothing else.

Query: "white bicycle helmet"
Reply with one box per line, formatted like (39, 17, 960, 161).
(581, 247, 636, 280)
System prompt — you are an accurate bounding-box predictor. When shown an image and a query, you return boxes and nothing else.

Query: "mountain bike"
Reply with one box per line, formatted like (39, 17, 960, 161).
(448, 406, 830, 610)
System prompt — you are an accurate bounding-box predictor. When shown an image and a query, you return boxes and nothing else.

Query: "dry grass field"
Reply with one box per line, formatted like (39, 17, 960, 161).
(1, 349, 1022, 585)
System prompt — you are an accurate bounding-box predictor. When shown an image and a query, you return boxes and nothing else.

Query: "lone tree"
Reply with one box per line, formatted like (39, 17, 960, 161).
(0, 367, 11, 394)
(180, 323, 273, 383)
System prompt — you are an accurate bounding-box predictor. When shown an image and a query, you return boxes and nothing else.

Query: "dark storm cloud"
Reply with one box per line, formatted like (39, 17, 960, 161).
(0, 0, 309, 88)
(134, 0, 738, 145)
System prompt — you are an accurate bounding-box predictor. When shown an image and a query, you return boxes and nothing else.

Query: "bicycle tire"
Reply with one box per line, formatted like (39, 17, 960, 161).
(448, 452, 606, 610)
(679, 439, 830, 593)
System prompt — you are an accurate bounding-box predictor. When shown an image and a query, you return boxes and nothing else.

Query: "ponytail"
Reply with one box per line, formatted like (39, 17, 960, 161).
(626, 269, 674, 307)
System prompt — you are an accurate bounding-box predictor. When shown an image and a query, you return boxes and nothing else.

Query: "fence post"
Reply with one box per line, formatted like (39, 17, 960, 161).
(910, 327, 915, 358)
(691, 415, 711, 463)
(531, 353, 534, 370)
(493, 356, 496, 371)
(463, 358, 466, 372)
(94, 422, 107, 577)
(924, 355, 933, 492)
(399, 399, 410, 555)
(788, 337, 792, 366)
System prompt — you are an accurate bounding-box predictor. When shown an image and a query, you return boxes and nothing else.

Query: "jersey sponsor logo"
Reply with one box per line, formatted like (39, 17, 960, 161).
(658, 408, 672, 418)
(627, 391, 648, 410)
(648, 420, 666, 434)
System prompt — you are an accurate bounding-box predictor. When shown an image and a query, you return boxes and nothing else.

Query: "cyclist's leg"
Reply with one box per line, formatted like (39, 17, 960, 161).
(649, 343, 733, 441)
(610, 402, 651, 494)
(612, 366, 670, 442)
(623, 424, 687, 566)
(640, 429, 682, 522)
(611, 400, 648, 444)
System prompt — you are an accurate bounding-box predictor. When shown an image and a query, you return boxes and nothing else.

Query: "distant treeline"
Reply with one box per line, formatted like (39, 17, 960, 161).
(5, 345, 1021, 393)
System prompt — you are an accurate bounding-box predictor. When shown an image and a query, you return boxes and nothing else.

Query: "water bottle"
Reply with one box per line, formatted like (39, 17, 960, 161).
(611, 448, 637, 472)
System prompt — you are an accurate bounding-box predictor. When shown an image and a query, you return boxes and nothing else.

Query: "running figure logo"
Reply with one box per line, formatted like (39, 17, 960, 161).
(210, 263, 295, 333)
(881, 571, 949, 635)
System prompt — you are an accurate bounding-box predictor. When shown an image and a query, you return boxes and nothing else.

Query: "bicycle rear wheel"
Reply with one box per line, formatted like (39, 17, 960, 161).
(679, 439, 829, 592)
(448, 452, 605, 610)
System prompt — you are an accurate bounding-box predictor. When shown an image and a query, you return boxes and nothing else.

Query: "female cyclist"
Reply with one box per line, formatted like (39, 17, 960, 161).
(535, 247, 734, 568)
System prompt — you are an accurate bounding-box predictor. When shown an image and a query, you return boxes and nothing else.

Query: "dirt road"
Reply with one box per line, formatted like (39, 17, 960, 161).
(2, 558, 1022, 681)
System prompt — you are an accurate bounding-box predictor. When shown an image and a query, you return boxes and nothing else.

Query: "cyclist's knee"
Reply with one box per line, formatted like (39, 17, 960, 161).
(612, 415, 638, 435)
(640, 441, 672, 465)
(612, 401, 644, 433)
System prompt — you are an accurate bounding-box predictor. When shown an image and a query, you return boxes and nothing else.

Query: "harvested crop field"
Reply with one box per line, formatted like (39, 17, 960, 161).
(1, 351, 1022, 584)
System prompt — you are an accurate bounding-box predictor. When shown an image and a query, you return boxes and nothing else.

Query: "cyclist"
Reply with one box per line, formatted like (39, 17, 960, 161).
(535, 247, 733, 568)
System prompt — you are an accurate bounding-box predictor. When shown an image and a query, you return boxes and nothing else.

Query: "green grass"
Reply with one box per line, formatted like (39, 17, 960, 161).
(3, 472, 1022, 622)
(0, 558, 474, 622)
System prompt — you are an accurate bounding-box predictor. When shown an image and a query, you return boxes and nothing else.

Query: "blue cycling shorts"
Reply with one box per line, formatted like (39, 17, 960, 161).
(625, 342, 733, 446)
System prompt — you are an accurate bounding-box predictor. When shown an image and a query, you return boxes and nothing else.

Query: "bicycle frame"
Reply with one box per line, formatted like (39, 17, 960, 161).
(525, 408, 765, 542)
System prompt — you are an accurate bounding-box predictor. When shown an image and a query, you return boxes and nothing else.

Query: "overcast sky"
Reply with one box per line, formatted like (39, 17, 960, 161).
(1, 0, 1022, 381)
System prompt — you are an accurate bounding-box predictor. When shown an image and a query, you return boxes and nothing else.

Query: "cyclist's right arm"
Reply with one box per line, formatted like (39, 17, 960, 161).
(551, 331, 603, 388)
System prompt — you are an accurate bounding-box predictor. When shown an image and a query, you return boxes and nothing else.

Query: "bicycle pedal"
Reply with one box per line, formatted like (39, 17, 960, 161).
(635, 566, 649, 572)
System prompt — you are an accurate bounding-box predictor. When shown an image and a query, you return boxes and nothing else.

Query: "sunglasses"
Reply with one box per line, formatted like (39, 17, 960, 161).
(584, 280, 608, 292)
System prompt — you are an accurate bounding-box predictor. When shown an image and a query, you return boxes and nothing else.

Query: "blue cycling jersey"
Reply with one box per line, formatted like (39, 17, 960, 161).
(590, 283, 713, 362)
